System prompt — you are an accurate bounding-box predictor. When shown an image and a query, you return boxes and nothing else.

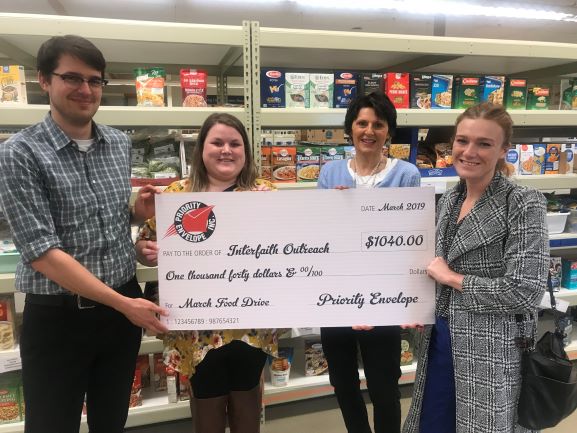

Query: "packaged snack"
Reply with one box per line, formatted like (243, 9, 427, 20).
(129, 368, 142, 408)
(334, 71, 358, 108)
(134, 67, 165, 107)
(285, 72, 310, 108)
(310, 73, 334, 108)
(180, 69, 208, 107)
(453, 76, 481, 109)
(0, 65, 27, 105)
(410, 74, 432, 109)
(431, 75, 453, 109)
(269, 347, 294, 387)
(505, 78, 527, 110)
(304, 340, 328, 376)
(385, 73, 410, 109)
(0, 372, 22, 424)
(153, 353, 167, 392)
(261, 69, 285, 108)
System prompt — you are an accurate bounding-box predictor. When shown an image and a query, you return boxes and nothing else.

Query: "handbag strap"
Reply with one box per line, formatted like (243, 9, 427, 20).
(547, 272, 567, 337)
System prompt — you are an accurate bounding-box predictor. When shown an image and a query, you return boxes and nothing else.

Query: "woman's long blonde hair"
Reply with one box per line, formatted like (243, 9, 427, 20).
(453, 102, 514, 176)
(187, 113, 258, 192)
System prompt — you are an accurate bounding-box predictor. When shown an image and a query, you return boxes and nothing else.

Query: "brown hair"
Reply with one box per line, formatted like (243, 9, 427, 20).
(453, 102, 514, 176)
(187, 113, 258, 192)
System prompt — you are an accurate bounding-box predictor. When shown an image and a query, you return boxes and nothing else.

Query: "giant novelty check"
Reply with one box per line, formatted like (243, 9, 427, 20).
(156, 187, 436, 330)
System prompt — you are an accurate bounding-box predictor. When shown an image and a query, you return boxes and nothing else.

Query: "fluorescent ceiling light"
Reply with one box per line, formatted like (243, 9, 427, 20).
(226, 0, 577, 22)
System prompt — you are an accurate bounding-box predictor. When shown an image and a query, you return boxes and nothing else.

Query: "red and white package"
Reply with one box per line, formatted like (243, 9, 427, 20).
(180, 69, 208, 107)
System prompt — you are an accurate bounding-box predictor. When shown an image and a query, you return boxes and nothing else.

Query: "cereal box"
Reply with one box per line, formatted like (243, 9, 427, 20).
(544, 143, 561, 174)
(505, 145, 520, 175)
(334, 71, 358, 108)
(271, 146, 296, 183)
(285, 72, 310, 108)
(481, 76, 505, 105)
(431, 75, 453, 109)
(453, 76, 481, 109)
(532, 144, 546, 175)
(385, 73, 410, 109)
(527, 86, 550, 110)
(505, 78, 527, 110)
(310, 73, 334, 108)
(296, 146, 320, 183)
(134, 67, 165, 107)
(260, 146, 272, 181)
(410, 74, 432, 109)
(360, 72, 383, 96)
(261, 69, 285, 108)
(180, 69, 207, 107)
(0, 65, 27, 105)
(519, 144, 534, 175)
(320, 146, 346, 166)
(560, 143, 574, 174)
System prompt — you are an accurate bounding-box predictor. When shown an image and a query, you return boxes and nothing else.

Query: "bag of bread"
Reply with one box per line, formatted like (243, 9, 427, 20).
(180, 69, 208, 107)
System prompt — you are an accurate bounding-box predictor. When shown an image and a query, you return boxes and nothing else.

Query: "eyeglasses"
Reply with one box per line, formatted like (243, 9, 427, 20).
(51, 72, 108, 89)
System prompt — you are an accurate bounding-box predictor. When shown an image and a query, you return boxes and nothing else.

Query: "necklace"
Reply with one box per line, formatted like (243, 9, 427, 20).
(352, 157, 385, 188)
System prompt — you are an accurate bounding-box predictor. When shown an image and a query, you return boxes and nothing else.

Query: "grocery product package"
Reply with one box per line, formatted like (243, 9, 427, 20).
(453, 76, 481, 109)
(134, 67, 165, 107)
(410, 74, 432, 109)
(261, 69, 285, 108)
(129, 368, 142, 408)
(180, 69, 208, 107)
(285, 72, 310, 108)
(385, 72, 410, 109)
(0, 65, 27, 105)
(527, 86, 550, 110)
(309, 73, 334, 108)
(505, 78, 528, 110)
(0, 295, 16, 350)
(0, 372, 23, 424)
(304, 340, 328, 376)
(431, 75, 453, 109)
(269, 347, 294, 387)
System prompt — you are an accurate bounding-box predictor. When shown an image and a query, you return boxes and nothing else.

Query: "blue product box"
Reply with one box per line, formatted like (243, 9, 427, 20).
(418, 166, 458, 178)
(562, 258, 577, 289)
(261, 69, 285, 108)
(481, 76, 505, 105)
(431, 75, 453, 109)
(334, 71, 358, 108)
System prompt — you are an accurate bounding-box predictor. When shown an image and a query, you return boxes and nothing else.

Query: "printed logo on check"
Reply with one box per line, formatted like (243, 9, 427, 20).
(163, 201, 216, 243)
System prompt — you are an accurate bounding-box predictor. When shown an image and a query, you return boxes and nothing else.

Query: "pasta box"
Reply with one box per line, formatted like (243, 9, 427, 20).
(320, 146, 346, 166)
(410, 74, 432, 109)
(544, 143, 561, 174)
(385, 73, 410, 109)
(0, 65, 27, 105)
(431, 75, 453, 109)
(271, 146, 296, 183)
(334, 71, 358, 108)
(453, 76, 481, 109)
(359, 72, 383, 96)
(309, 73, 334, 108)
(261, 69, 285, 108)
(504, 78, 527, 110)
(481, 76, 505, 105)
(285, 72, 310, 108)
(296, 146, 320, 183)
(527, 86, 550, 110)
(560, 143, 574, 174)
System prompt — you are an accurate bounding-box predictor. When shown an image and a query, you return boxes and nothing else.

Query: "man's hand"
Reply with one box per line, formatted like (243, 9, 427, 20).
(117, 297, 169, 334)
(133, 185, 161, 223)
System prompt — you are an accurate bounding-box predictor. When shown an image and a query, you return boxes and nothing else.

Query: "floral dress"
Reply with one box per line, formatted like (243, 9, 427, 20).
(137, 178, 280, 377)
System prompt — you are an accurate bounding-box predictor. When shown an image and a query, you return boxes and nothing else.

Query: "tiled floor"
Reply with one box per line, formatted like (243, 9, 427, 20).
(128, 384, 577, 432)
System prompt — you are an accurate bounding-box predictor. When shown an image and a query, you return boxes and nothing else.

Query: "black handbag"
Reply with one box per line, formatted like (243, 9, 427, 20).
(517, 280, 577, 430)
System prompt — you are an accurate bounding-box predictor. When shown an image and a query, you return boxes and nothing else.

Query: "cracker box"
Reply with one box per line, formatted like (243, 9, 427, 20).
(410, 74, 432, 109)
(310, 73, 334, 108)
(431, 75, 453, 109)
(285, 72, 310, 108)
(296, 146, 321, 183)
(334, 71, 358, 108)
(385, 73, 410, 109)
(261, 69, 285, 108)
(519, 144, 534, 175)
(527, 86, 550, 110)
(532, 144, 546, 175)
(360, 72, 383, 96)
(0, 65, 27, 105)
(544, 143, 561, 174)
(271, 146, 296, 183)
(453, 76, 481, 109)
(505, 145, 520, 175)
(505, 78, 527, 110)
(320, 146, 346, 166)
(560, 143, 574, 174)
(481, 76, 505, 105)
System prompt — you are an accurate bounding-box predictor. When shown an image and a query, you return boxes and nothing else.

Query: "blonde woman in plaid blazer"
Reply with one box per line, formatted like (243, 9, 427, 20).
(403, 103, 549, 433)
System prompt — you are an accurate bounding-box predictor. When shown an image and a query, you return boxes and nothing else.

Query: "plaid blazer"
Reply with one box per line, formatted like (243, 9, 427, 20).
(403, 173, 549, 433)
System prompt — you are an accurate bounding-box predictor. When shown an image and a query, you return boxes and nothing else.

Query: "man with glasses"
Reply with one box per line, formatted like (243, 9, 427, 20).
(0, 35, 168, 433)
